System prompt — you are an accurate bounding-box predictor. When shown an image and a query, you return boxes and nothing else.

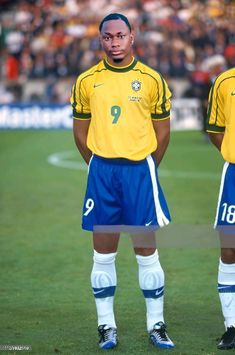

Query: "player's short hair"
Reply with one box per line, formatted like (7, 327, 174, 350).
(99, 13, 132, 33)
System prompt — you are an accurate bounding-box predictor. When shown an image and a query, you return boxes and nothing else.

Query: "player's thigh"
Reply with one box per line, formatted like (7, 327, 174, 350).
(82, 156, 122, 230)
(122, 156, 170, 227)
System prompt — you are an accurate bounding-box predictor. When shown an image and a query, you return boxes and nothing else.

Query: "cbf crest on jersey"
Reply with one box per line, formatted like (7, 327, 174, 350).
(131, 80, 141, 92)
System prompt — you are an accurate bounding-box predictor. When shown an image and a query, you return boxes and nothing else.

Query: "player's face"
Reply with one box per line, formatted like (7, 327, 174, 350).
(100, 19, 134, 66)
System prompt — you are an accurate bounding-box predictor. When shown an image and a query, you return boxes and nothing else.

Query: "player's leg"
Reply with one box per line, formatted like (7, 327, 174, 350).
(91, 232, 120, 349)
(123, 156, 174, 348)
(81, 157, 122, 349)
(217, 246, 235, 350)
(215, 163, 235, 349)
(133, 234, 174, 349)
(134, 237, 164, 330)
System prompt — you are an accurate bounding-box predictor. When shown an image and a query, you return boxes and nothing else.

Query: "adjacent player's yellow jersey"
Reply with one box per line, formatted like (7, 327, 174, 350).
(70, 57, 171, 160)
(206, 67, 235, 163)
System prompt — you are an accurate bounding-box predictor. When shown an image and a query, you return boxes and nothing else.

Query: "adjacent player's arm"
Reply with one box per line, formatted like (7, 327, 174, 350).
(206, 82, 225, 153)
(73, 119, 92, 164)
(151, 118, 170, 166)
(208, 132, 224, 152)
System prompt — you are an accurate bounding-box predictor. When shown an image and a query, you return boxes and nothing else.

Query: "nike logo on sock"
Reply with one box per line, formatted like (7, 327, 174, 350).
(93, 289, 105, 295)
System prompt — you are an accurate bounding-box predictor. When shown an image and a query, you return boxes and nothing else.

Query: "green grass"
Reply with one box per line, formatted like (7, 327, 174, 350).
(0, 130, 225, 354)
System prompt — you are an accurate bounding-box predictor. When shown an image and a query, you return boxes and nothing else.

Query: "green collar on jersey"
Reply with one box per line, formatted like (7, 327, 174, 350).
(104, 58, 138, 72)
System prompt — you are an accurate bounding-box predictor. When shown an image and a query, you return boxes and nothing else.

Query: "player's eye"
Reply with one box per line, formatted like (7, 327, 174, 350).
(103, 36, 111, 41)
(118, 34, 126, 39)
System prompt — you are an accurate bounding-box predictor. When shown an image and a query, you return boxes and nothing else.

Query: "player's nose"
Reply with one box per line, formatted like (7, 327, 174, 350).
(111, 38, 120, 47)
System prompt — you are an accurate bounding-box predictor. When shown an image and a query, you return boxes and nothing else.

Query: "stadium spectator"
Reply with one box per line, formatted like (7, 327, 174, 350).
(224, 44, 235, 68)
(0, 0, 234, 102)
(5, 54, 20, 80)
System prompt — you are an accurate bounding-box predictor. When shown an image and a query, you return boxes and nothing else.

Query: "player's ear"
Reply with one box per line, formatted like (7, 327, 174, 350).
(130, 34, 134, 45)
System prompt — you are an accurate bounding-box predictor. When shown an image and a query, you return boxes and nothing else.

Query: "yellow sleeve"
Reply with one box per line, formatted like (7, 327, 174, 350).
(70, 77, 91, 120)
(206, 79, 225, 133)
(151, 75, 171, 120)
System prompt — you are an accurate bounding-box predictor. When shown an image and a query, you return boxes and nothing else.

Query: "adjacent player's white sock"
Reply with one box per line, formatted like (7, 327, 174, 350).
(136, 250, 165, 332)
(91, 250, 117, 328)
(218, 258, 235, 328)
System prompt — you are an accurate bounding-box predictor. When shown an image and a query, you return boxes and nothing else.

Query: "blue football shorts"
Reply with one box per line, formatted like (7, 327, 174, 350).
(214, 162, 235, 235)
(81, 154, 171, 232)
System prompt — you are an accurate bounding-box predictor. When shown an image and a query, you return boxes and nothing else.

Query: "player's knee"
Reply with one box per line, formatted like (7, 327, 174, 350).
(221, 248, 235, 264)
(134, 247, 156, 256)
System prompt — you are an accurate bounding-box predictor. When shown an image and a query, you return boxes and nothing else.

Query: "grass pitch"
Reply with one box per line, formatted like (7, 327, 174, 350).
(0, 130, 225, 354)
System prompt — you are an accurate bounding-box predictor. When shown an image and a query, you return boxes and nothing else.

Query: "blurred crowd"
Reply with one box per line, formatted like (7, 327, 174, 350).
(0, 0, 235, 103)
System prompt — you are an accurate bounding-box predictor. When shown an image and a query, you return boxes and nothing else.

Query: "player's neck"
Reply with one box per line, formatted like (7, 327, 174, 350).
(106, 56, 134, 68)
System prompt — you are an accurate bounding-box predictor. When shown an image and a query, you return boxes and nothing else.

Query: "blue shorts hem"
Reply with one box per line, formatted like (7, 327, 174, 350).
(215, 225, 235, 235)
(82, 224, 93, 232)
(82, 223, 171, 233)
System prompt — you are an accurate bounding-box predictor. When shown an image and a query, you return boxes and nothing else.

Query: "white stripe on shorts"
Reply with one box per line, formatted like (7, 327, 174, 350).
(88, 155, 94, 174)
(146, 155, 170, 227)
(214, 161, 229, 228)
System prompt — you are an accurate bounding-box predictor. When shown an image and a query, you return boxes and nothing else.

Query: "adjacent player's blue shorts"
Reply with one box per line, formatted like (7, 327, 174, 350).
(215, 162, 235, 235)
(82, 154, 171, 232)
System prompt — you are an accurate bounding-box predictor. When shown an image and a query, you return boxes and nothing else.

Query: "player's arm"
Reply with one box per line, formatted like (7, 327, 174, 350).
(206, 80, 225, 152)
(73, 119, 92, 164)
(151, 118, 170, 166)
(208, 132, 224, 152)
(71, 77, 92, 164)
(150, 73, 171, 165)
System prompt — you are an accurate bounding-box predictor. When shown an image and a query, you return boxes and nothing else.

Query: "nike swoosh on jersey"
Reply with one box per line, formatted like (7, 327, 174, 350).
(93, 83, 104, 88)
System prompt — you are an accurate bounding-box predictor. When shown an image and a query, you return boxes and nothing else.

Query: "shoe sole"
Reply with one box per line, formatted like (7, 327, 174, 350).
(100, 341, 117, 349)
(150, 336, 175, 349)
(217, 344, 235, 350)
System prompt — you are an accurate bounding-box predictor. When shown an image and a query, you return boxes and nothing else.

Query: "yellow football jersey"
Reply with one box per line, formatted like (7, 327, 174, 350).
(206, 67, 235, 163)
(71, 58, 171, 161)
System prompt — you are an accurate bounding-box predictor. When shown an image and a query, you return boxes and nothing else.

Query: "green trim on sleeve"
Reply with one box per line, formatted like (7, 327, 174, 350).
(206, 87, 214, 125)
(73, 110, 91, 119)
(206, 124, 225, 133)
(151, 111, 170, 120)
(159, 74, 167, 114)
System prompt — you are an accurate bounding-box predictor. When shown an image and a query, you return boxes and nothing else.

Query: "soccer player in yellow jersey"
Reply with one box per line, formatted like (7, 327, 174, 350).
(71, 13, 174, 350)
(207, 67, 235, 350)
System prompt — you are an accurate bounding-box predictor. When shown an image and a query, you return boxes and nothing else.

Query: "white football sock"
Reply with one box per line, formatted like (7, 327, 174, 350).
(91, 250, 117, 328)
(136, 250, 165, 332)
(218, 258, 235, 328)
